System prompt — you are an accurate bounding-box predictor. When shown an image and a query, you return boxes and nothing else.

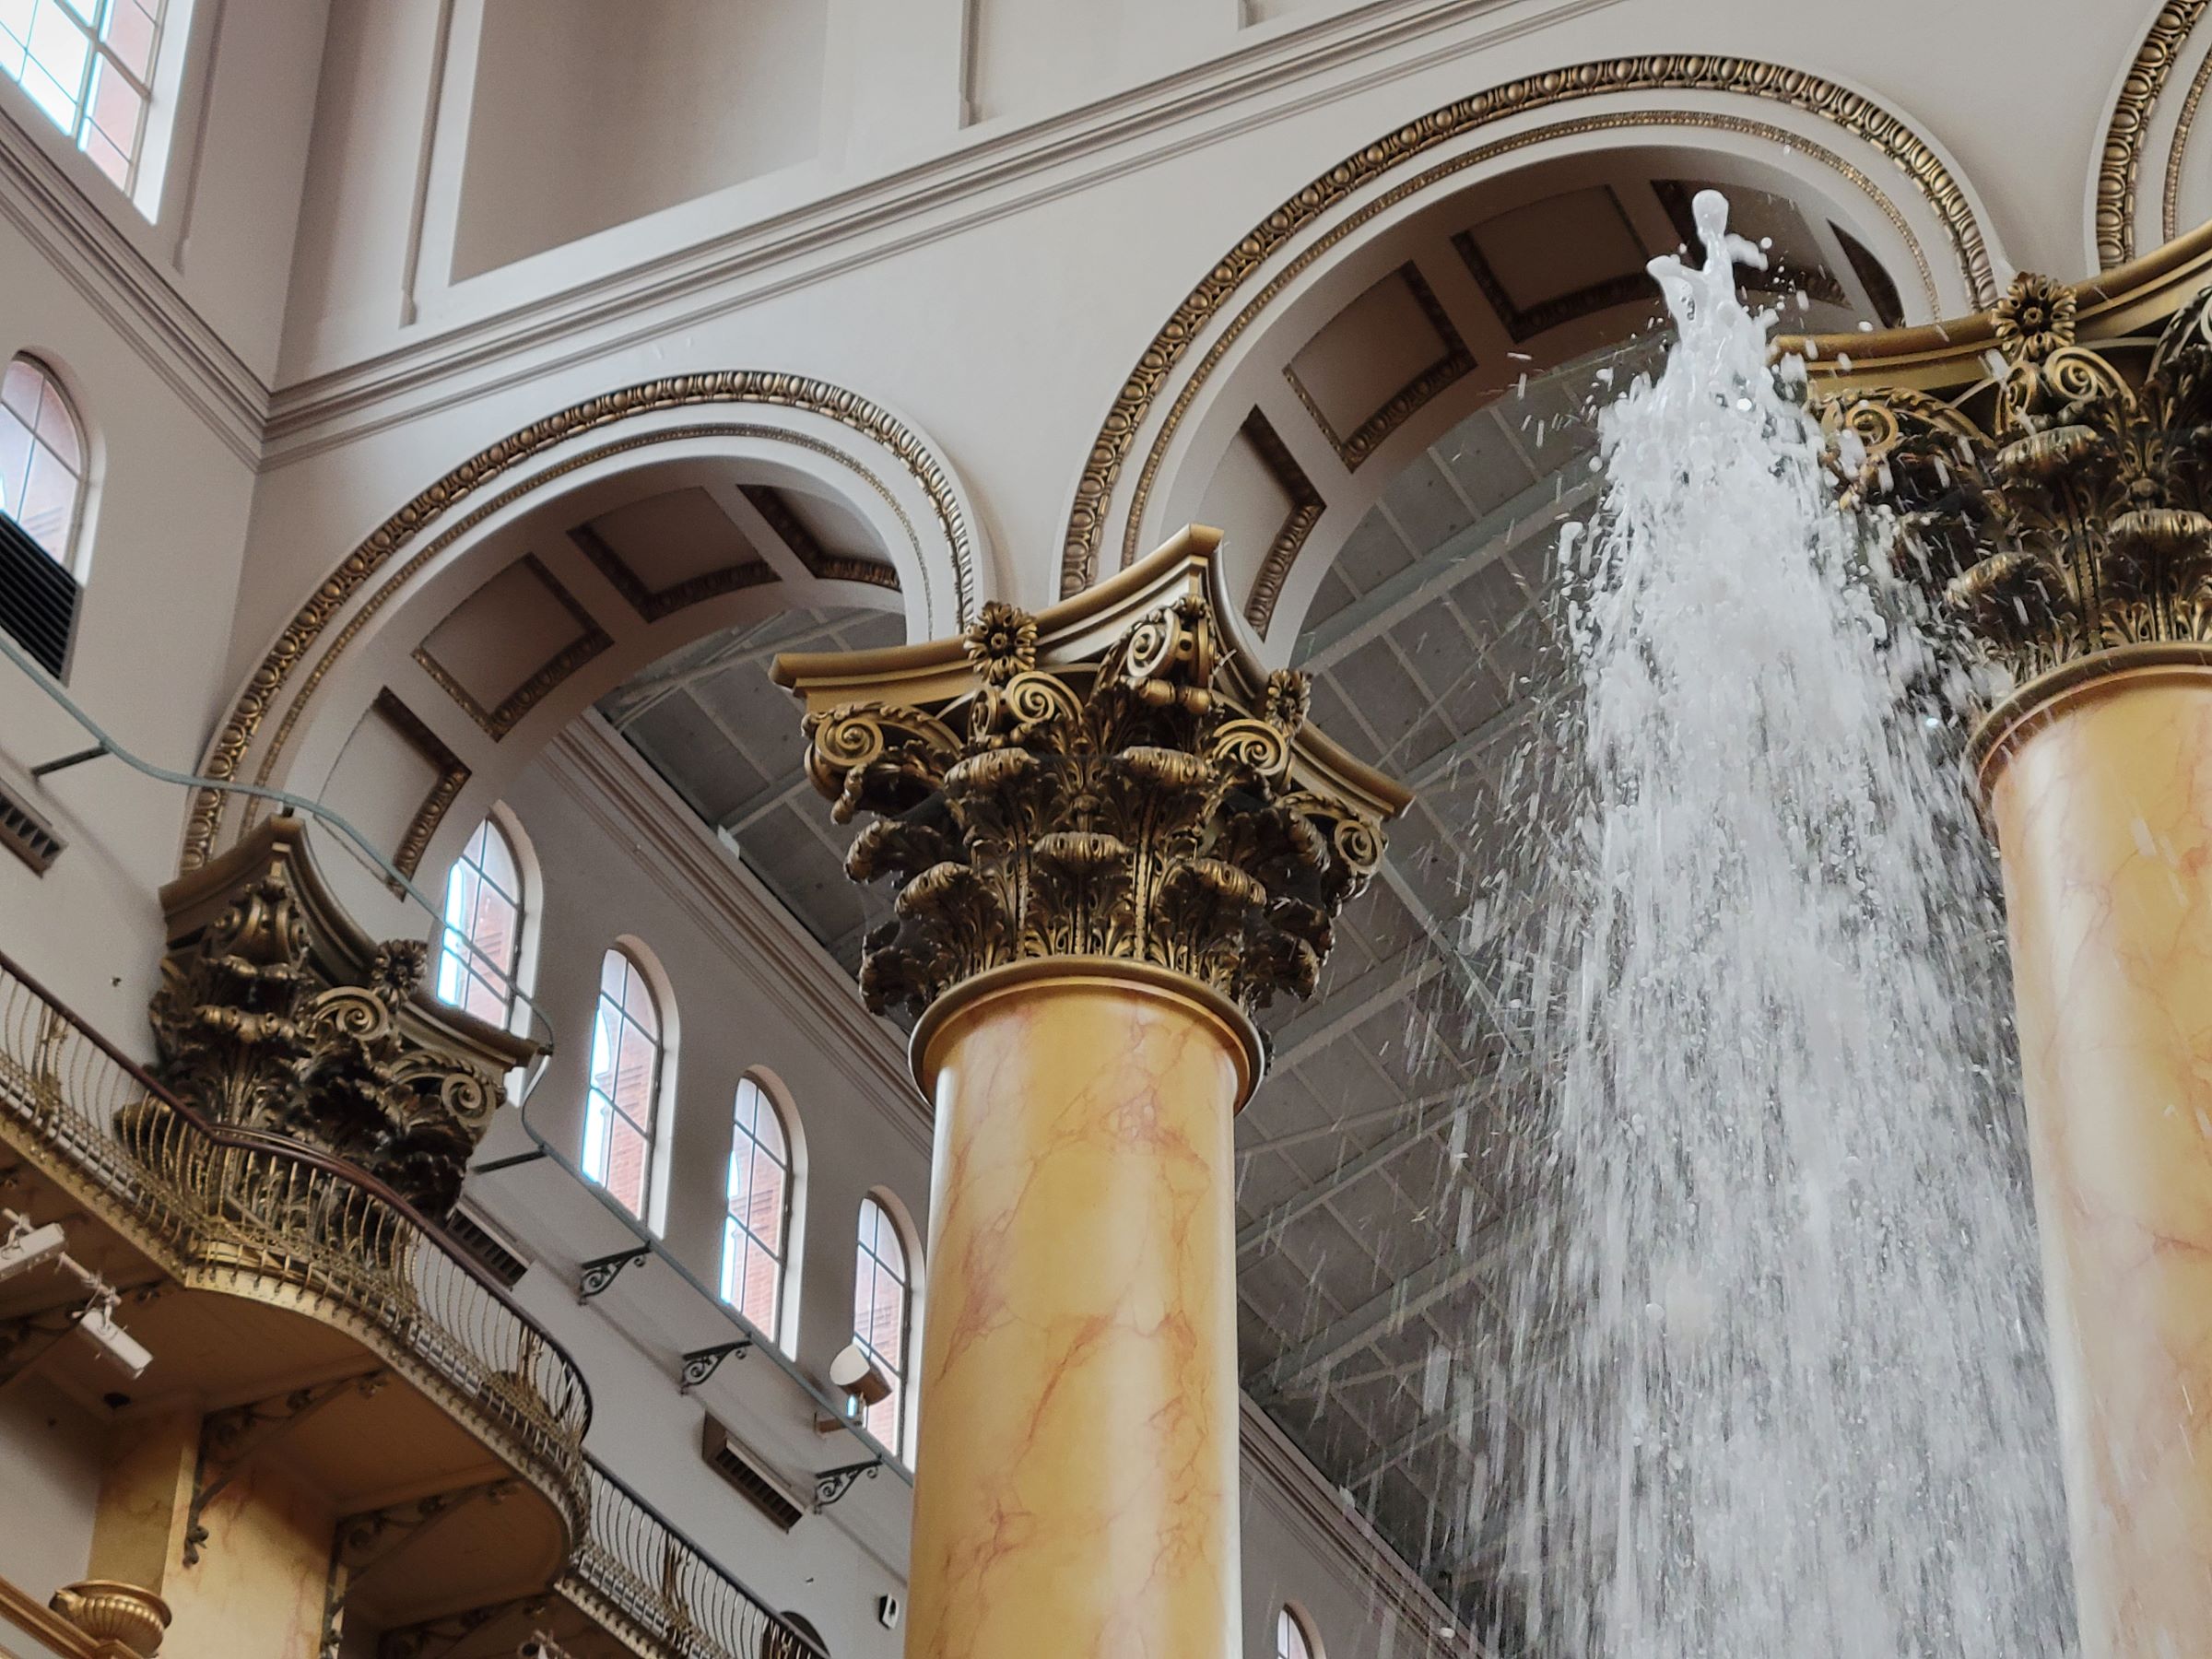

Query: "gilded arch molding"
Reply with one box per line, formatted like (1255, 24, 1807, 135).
(2098, 0, 2212, 267)
(1059, 54, 2001, 598)
(186, 373, 981, 873)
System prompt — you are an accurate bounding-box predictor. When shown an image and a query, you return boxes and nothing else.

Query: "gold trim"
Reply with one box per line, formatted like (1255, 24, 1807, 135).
(2100, 0, 2209, 267)
(1282, 265, 1474, 469)
(568, 520, 778, 624)
(189, 379, 972, 871)
(1061, 56, 1994, 596)
(412, 554, 615, 739)
(1080, 102, 1961, 593)
(911, 957, 1265, 1112)
(1239, 409, 1324, 634)
(1969, 644, 2212, 807)
(740, 484, 903, 592)
(2167, 44, 2212, 245)
(369, 689, 470, 880)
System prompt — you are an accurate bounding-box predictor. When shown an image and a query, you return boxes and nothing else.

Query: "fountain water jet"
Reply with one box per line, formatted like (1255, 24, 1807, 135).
(1494, 191, 2073, 1655)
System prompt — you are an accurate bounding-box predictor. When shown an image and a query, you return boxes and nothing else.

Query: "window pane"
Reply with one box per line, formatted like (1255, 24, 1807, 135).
(29, 373, 78, 466)
(18, 441, 76, 552)
(0, 0, 32, 53)
(613, 1020, 656, 1123)
(86, 56, 142, 156)
(604, 1114, 648, 1214)
(26, 1, 89, 98)
(622, 964, 659, 1034)
(477, 819, 519, 894)
(1, 359, 41, 424)
(0, 408, 33, 518)
(100, 0, 153, 77)
(53, 0, 93, 24)
(20, 53, 78, 130)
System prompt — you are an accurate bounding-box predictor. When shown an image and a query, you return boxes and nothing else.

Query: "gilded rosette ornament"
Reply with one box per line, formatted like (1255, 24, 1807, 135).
(1821, 270, 2212, 686)
(774, 527, 1410, 1023)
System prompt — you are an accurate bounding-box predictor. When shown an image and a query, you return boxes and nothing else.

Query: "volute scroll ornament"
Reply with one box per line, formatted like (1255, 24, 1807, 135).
(776, 528, 1411, 1026)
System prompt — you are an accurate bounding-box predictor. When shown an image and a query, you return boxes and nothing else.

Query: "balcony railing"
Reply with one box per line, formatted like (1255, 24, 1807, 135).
(0, 946, 591, 1524)
(0, 947, 833, 1659)
(568, 1455, 828, 1659)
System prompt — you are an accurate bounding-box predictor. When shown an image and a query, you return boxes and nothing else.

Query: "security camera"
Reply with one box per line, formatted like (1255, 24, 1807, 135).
(0, 1219, 65, 1282)
(815, 1342, 893, 1432)
(76, 1302, 150, 1379)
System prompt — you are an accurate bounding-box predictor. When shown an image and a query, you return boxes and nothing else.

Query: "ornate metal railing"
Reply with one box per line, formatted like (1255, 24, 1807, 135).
(0, 947, 592, 1524)
(567, 1455, 827, 1659)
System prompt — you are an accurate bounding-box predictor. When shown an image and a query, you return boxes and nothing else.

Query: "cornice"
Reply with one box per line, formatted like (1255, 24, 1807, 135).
(535, 715, 930, 1159)
(256, 0, 1619, 462)
(1238, 1396, 1488, 1654)
(0, 107, 267, 465)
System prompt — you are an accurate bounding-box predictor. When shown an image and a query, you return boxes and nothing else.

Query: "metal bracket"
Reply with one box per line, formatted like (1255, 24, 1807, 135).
(186, 1370, 387, 1565)
(677, 1338, 752, 1393)
(470, 1148, 549, 1176)
(812, 1457, 882, 1512)
(576, 1246, 650, 1301)
(321, 1478, 519, 1659)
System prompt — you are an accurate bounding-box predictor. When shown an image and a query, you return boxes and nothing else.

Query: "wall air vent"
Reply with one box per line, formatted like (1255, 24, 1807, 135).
(0, 514, 78, 680)
(702, 1416, 806, 1532)
(445, 1205, 530, 1288)
(0, 777, 63, 874)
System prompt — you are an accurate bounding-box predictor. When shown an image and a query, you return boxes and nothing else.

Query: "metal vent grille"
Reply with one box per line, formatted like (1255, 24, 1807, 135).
(0, 515, 78, 679)
(702, 1416, 805, 1532)
(444, 1206, 529, 1288)
(0, 779, 62, 874)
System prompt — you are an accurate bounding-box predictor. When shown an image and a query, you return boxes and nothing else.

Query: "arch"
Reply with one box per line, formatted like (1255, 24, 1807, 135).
(2096, 0, 2212, 268)
(0, 352, 89, 572)
(1057, 54, 2005, 610)
(771, 1613, 829, 1657)
(431, 806, 532, 1029)
(583, 937, 677, 1230)
(722, 1068, 805, 1352)
(853, 1188, 920, 1461)
(182, 372, 987, 885)
(1276, 1604, 1323, 1659)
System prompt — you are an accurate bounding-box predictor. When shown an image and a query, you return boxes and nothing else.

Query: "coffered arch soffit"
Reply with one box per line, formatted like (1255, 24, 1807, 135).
(183, 376, 984, 911)
(2097, 0, 2212, 270)
(1058, 56, 2009, 653)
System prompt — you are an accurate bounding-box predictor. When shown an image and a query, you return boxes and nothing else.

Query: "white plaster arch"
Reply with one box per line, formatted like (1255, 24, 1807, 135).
(1057, 56, 2011, 656)
(182, 374, 986, 926)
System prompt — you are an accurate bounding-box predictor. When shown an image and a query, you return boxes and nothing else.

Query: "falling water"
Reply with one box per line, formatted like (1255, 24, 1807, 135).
(1497, 193, 2072, 1654)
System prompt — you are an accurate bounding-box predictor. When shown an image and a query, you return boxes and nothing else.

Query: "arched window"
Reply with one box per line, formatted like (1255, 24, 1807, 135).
(721, 1077, 793, 1341)
(0, 355, 85, 567)
(853, 1196, 912, 1457)
(1277, 1606, 1320, 1659)
(0, 0, 168, 189)
(765, 1613, 827, 1658)
(434, 814, 525, 1026)
(583, 947, 665, 1220)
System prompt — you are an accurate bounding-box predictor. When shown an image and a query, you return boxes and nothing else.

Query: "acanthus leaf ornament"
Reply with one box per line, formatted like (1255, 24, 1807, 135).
(1822, 274, 2212, 689)
(774, 529, 1410, 1026)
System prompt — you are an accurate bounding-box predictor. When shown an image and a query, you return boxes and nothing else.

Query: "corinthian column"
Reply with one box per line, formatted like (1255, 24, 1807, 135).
(774, 527, 1406, 1659)
(1832, 266, 2212, 1655)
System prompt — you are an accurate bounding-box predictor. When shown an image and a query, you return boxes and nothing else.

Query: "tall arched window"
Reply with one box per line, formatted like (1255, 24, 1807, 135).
(0, 0, 168, 190)
(853, 1197, 912, 1457)
(1276, 1606, 1320, 1659)
(721, 1077, 793, 1342)
(583, 947, 665, 1220)
(434, 814, 525, 1026)
(0, 355, 85, 567)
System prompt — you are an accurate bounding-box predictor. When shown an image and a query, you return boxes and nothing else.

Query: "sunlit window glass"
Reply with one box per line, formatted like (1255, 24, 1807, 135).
(582, 948, 663, 1219)
(0, 0, 166, 192)
(0, 355, 84, 564)
(853, 1197, 911, 1456)
(1277, 1609, 1316, 1659)
(721, 1077, 792, 1339)
(433, 816, 524, 1026)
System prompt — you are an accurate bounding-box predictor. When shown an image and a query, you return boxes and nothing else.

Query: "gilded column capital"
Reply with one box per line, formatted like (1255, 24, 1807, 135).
(773, 526, 1411, 1030)
(1814, 264, 2212, 706)
(147, 817, 536, 1216)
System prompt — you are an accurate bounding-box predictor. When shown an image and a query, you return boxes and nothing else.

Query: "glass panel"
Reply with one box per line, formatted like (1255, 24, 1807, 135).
(100, 0, 152, 77)
(0, 0, 32, 51)
(754, 1094, 786, 1162)
(582, 1095, 611, 1185)
(622, 961, 659, 1033)
(477, 819, 519, 893)
(613, 1020, 656, 1124)
(30, 372, 78, 470)
(1, 359, 41, 423)
(18, 441, 76, 552)
(604, 1114, 648, 1214)
(20, 53, 78, 131)
(599, 949, 627, 1003)
(589, 1007, 619, 1098)
(87, 56, 142, 156)
(0, 408, 33, 517)
(54, 0, 94, 25)
(26, 0, 89, 100)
